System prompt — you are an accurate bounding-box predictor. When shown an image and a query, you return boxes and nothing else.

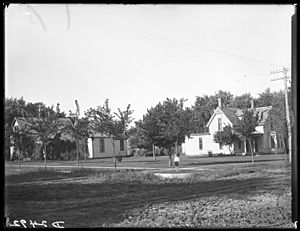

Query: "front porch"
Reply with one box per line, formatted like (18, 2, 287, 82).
(235, 132, 286, 155)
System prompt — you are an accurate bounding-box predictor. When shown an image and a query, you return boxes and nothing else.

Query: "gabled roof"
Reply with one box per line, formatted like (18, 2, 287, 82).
(205, 106, 272, 128)
(11, 117, 74, 141)
(223, 106, 272, 126)
(206, 107, 240, 128)
(221, 107, 242, 126)
(252, 106, 272, 125)
(12, 117, 73, 129)
(92, 133, 128, 140)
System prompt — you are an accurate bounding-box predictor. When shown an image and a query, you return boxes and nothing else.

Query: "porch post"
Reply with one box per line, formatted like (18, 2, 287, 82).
(274, 133, 278, 155)
(87, 137, 93, 158)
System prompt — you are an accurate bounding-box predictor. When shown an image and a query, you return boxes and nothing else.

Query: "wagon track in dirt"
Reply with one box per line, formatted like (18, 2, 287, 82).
(6, 174, 289, 223)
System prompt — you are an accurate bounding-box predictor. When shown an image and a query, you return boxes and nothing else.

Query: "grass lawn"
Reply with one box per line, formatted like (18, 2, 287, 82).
(5, 153, 287, 170)
(4, 161, 292, 228)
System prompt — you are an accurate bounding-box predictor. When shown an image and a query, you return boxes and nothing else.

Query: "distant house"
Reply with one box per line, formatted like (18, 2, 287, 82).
(182, 99, 286, 156)
(11, 117, 73, 140)
(11, 117, 129, 160)
(87, 133, 128, 158)
(10, 117, 75, 160)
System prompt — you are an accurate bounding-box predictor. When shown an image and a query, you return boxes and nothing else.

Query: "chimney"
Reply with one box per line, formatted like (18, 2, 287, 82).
(218, 98, 222, 108)
(250, 99, 254, 109)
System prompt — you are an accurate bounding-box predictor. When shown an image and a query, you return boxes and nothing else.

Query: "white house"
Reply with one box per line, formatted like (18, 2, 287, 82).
(183, 99, 286, 156)
(87, 133, 128, 158)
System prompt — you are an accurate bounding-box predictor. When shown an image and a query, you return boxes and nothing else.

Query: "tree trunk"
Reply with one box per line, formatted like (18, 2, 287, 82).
(44, 142, 47, 169)
(248, 139, 254, 165)
(84, 142, 87, 161)
(112, 139, 116, 171)
(168, 148, 172, 167)
(153, 144, 156, 161)
(244, 140, 247, 155)
(17, 147, 20, 169)
(76, 139, 79, 169)
(282, 135, 288, 161)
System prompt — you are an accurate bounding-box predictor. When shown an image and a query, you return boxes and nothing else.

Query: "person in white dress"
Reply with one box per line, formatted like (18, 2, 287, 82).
(174, 154, 180, 172)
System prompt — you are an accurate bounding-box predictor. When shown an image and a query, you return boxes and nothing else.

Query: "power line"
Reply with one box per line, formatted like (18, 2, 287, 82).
(258, 74, 272, 93)
(40, 6, 283, 68)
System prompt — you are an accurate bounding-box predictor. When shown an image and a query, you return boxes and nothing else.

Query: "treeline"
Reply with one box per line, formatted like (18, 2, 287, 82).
(5, 87, 290, 164)
(4, 98, 70, 161)
(5, 98, 133, 171)
(128, 88, 290, 164)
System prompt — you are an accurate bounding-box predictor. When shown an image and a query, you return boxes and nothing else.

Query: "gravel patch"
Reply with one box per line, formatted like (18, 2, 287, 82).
(110, 188, 292, 228)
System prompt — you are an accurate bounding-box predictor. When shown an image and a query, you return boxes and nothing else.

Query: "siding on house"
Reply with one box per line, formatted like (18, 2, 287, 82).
(184, 103, 286, 156)
(262, 115, 285, 154)
(184, 107, 235, 155)
(89, 137, 128, 158)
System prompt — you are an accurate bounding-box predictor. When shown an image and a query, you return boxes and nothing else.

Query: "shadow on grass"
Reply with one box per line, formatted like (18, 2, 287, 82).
(187, 158, 286, 166)
(5, 172, 290, 228)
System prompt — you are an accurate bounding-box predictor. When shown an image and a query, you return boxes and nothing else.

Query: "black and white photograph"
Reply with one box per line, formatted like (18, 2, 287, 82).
(4, 4, 297, 228)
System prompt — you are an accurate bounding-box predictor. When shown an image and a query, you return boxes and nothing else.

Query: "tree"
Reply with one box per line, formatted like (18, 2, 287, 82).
(11, 125, 35, 167)
(5, 97, 28, 160)
(256, 88, 291, 154)
(256, 88, 274, 107)
(234, 109, 260, 165)
(87, 99, 134, 170)
(26, 106, 66, 168)
(192, 95, 213, 133)
(5, 97, 68, 161)
(142, 98, 194, 166)
(66, 100, 90, 168)
(214, 90, 233, 108)
(192, 90, 233, 133)
(128, 120, 152, 150)
(213, 125, 237, 154)
(229, 93, 254, 109)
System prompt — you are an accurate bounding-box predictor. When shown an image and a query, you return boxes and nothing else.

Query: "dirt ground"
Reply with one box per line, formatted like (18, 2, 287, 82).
(5, 162, 293, 228)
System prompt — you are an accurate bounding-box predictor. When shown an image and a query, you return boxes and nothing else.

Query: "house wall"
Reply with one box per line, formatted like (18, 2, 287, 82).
(262, 117, 285, 154)
(233, 139, 244, 154)
(185, 109, 236, 156)
(185, 133, 235, 156)
(209, 108, 232, 134)
(91, 137, 128, 158)
(185, 106, 286, 156)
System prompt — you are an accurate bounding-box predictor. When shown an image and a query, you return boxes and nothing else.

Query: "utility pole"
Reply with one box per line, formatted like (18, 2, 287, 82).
(270, 67, 292, 162)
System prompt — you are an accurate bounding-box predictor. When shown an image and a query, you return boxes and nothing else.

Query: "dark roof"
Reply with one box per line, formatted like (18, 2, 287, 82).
(12, 117, 73, 128)
(12, 117, 74, 141)
(92, 132, 128, 140)
(253, 106, 272, 125)
(220, 106, 272, 126)
(221, 108, 241, 126)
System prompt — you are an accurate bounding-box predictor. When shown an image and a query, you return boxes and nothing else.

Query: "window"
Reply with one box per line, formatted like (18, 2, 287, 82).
(270, 117, 273, 130)
(120, 140, 125, 151)
(100, 139, 105, 153)
(218, 118, 222, 131)
(278, 137, 282, 148)
(199, 138, 203, 150)
(270, 136, 275, 149)
(278, 135, 284, 148)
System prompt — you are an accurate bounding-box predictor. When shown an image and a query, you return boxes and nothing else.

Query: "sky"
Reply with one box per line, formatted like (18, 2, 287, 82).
(5, 4, 294, 122)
